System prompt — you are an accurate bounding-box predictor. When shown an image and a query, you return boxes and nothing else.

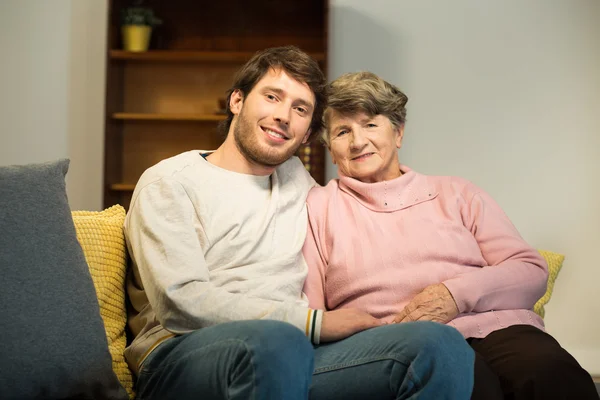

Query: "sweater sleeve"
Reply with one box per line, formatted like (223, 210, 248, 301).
(302, 201, 328, 311)
(442, 182, 548, 314)
(125, 177, 323, 344)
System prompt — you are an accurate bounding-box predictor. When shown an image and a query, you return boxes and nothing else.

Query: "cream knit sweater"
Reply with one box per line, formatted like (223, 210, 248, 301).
(124, 150, 321, 374)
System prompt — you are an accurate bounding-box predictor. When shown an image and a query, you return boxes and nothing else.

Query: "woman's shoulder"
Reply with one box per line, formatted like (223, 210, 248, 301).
(422, 173, 492, 207)
(307, 179, 341, 205)
(424, 173, 479, 193)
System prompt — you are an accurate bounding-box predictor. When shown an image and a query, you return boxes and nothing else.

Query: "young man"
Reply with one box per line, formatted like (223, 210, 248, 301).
(124, 46, 475, 399)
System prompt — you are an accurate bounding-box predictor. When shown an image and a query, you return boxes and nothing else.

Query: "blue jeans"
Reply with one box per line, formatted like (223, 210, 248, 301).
(136, 320, 474, 400)
(136, 320, 314, 400)
(311, 322, 474, 399)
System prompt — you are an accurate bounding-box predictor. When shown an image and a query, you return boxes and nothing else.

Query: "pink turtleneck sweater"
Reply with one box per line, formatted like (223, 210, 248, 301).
(302, 165, 548, 339)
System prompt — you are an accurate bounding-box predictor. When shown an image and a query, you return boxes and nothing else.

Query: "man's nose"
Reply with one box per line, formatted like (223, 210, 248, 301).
(273, 102, 290, 125)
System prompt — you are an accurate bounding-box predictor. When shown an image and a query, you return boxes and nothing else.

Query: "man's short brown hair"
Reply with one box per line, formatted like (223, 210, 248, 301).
(219, 46, 327, 142)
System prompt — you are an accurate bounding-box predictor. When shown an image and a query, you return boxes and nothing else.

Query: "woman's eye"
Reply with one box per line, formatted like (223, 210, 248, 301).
(266, 94, 277, 101)
(337, 130, 348, 137)
(296, 107, 307, 114)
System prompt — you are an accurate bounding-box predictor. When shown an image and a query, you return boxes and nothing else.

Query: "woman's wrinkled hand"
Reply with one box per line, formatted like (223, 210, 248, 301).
(392, 283, 459, 324)
(320, 309, 384, 342)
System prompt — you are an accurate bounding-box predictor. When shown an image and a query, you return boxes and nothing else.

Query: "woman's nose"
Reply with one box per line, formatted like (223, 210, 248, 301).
(350, 129, 367, 149)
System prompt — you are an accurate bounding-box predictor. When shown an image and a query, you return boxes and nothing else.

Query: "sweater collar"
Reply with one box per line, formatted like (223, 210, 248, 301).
(338, 165, 438, 212)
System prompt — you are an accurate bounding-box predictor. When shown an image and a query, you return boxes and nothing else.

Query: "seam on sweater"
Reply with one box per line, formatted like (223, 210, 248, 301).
(306, 201, 330, 274)
(270, 171, 279, 254)
(527, 312, 534, 325)
(493, 310, 505, 328)
(515, 311, 524, 325)
(129, 154, 200, 211)
(178, 179, 212, 248)
(132, 176, 210, 248)
(384, 181, 388, 206)
(457, 180, 481, 230)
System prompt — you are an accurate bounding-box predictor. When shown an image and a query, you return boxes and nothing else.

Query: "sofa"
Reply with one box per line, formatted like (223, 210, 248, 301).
(0, 159, 568, 399)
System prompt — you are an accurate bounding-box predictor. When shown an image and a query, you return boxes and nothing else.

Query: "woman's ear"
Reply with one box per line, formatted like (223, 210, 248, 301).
(328, 146, 337, 165)
(396, 125, 405, 149)
(229, 90, 244, 115)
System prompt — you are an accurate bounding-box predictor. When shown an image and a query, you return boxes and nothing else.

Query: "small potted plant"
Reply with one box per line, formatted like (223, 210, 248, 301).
(121, 1, 162, 52)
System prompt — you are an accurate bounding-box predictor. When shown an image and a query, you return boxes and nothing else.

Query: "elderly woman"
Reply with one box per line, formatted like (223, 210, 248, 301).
(303, 71, 598, 400)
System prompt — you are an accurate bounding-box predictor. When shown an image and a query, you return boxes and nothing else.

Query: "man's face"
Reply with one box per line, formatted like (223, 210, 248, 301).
(230, 68, 315, 167)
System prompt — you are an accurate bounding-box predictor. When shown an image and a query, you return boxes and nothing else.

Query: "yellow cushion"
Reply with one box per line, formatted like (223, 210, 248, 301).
(72, 205, 134, 399)
(533, 249, 565, 318)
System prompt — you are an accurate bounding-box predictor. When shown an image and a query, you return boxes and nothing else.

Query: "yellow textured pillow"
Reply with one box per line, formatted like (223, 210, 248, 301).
(72, 205, 134, 399)
(533, 249, 565, 318)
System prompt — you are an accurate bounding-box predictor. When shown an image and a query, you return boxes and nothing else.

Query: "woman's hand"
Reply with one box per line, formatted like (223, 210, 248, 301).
(320, 309, 383, 342)
(392, 284, 459, 324)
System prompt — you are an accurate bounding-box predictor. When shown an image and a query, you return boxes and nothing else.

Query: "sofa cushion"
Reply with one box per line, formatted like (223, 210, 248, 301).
(0, 159, 127, 400)
(72, 205, 134, 398)
(533, 249, 565, 318)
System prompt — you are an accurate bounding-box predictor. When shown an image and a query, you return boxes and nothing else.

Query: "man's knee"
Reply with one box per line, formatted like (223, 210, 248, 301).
(233, 320, 314, 368)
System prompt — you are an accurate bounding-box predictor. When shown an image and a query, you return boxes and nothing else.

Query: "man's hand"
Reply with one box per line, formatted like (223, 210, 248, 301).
(320, 309, 383, 343)
(392, 283, 459, 324)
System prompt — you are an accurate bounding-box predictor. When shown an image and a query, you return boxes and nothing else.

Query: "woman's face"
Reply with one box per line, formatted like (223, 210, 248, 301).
(328, 111, 403, 183)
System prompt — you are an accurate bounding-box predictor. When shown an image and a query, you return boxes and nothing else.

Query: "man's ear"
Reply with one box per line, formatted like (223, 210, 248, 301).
(230, 89, 244, 115)
(396, 125, 405, 149)
(301, 129, 312, 144)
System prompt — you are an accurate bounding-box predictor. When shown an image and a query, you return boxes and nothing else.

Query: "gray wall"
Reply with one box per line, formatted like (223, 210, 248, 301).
(0, 0, 107, 210)
(328, 0, 600, 374)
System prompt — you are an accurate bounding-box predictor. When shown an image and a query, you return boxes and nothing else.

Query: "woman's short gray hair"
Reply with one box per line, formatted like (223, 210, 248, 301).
(322, 71, 408, 145)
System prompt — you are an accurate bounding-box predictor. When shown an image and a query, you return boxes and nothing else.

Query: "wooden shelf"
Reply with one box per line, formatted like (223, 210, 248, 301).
(110, 183, 136, 192)
(112, 113, 227, 121)
(103, 0, 328, 209)
(110, 50, 326, 63)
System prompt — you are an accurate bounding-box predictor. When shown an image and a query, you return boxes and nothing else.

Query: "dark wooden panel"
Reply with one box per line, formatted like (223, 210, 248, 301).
(104, 0, 329, 209)
(144, 0, 327, 52)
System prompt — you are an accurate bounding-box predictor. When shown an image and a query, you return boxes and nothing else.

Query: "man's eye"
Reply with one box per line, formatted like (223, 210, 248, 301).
(266, 94, 277, 101)
(366, 123, 377, 128)
(337, 130, 348, 136)
(296, 107, 307, 114)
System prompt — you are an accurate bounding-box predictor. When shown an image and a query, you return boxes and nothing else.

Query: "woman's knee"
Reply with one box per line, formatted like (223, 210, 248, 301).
(396, 321, 467, 349)
(389, 322, 473, 369)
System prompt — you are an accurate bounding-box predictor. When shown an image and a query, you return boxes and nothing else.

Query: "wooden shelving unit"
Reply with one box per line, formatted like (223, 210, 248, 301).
(109, 50, 326, 63)
(103, 0, 329, 209)
(110, 183, 136, 192)
(112, 113, 226, 122)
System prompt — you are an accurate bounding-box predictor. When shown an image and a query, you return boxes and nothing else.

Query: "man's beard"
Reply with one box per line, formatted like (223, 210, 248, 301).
(233, 109, 303, 167)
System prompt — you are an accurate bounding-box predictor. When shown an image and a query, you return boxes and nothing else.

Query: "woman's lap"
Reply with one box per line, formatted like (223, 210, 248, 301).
(469, 324, 598, 400)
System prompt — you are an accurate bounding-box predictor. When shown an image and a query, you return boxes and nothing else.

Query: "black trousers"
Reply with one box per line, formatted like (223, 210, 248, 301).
(469, 325, 598, 400)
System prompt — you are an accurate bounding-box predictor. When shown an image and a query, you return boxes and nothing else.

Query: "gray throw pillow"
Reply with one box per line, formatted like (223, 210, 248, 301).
(0, 159, 127, 400)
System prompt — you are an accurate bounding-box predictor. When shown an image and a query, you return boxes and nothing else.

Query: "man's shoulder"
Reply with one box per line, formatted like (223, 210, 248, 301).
(130, 151, 211, 202)
(275, 156, 316, 189)
(138, 150, 205, 184)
